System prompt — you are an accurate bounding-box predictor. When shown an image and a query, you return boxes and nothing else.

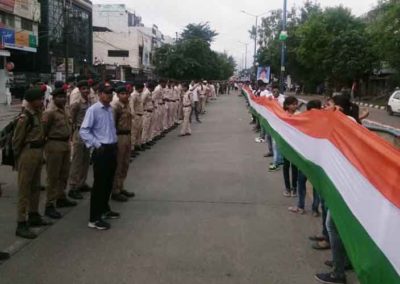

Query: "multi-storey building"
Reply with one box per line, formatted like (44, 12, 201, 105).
(0, 0, 41, 102)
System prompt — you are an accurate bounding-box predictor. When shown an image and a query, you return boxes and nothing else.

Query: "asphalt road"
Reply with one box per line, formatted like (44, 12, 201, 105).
(0, 93, 358, 284)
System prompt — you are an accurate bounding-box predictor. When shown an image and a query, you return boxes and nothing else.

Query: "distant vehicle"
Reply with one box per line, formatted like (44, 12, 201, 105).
(387, 90, 400, 115)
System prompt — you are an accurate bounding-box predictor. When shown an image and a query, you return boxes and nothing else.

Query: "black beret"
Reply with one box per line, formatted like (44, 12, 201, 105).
(77, 80, 89, 88)
(116, 86, 127, 94)
(54, 81, 64, 88)
(24, 88, 44, 102)
(51, 87, 67, 97)
(98, 83, 114, 94)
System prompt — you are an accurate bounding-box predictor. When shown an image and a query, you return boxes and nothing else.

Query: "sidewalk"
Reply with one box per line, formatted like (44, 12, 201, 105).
(0, 103, 21, 129)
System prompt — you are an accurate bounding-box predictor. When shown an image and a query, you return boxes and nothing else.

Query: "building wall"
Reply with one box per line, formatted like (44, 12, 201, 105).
(93, 4, 129, 32)
(93, 31, 140, 69)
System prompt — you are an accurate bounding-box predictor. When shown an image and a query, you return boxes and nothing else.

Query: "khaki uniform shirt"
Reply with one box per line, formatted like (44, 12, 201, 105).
(130, 91, 144, 116)
(112, 101, 132, 133)
(182, 91, 192, 107)
(69, 95, 91, 130)
(152, 85, 163, 105)
(42, 106, 71, 151)
(12, 106, 44, 157)
(142, 89, 154, 111)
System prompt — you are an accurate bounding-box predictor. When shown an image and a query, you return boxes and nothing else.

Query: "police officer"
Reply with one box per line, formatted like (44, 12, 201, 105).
(179, 83, 192, 136)
(12, 88, 51, 239)
(111, 86, 135, 202)
(130, 82, 145, 155)
(43, 88, 76, 219)
(141, 82, 155, 148)
(68, 80, 92, 199)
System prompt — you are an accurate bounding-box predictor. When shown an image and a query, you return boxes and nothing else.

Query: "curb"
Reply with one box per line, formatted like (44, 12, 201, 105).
(354, 101, 386, 110)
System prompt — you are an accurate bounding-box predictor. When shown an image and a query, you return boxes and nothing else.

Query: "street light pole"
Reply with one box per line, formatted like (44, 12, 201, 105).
(238, 41, 248, 70)
(280, 0, 287, 94)
(241, 10, 270, 81)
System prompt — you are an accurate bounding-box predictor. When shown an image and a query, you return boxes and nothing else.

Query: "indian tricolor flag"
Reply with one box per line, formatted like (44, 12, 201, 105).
(241, 87, 400, 284)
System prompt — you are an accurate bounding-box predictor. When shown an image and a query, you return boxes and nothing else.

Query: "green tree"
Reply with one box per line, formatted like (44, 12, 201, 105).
(367, 0, 400, 82)
(181, 22, 218, 44)
(154, 23, 235, 80)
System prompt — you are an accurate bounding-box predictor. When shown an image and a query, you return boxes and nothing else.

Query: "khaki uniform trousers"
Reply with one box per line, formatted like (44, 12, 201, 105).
(180, 106, 192, 135)
(200, 95, 206, 113)
(142, 111, 153, 143)
(113, 135, 131, 194)
(131, 115, 143, 149)
(151, 107, 160, 139)
(69, 130, 90, 189)
(45, 141, 71, 206)
(17, 147, 43, 222)
(167, 102, 174, 128)
(174, 101, 180, 123)
(162, 104, 169, 131)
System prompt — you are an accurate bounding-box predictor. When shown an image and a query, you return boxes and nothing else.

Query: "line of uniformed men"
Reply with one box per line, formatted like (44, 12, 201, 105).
(11, 78, 219, 238)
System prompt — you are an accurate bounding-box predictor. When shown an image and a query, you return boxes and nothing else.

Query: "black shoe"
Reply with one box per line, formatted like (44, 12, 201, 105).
(121, 189, 135, 198)
(324, 260, 353, 271)
(28, 212, 52, 227)
(68, 189, 83, 200)
(143, 144, 151, 149)
(103, 211, 120, 219)
(315, 272, 346, 284)
(45, 205, 62, 219)
(148, 141, 156, 146)
(56, 198, 77, 208)
(79, 184, 92, 192)
(0, 251, 10, 261)
(137, 145, 145, 151)
(111, 193, 128, 202)
(263, 153, 273, 157)
(16, 222, 37, 239)
(196, 119, 202, 123)
(88, 220, 110, 230)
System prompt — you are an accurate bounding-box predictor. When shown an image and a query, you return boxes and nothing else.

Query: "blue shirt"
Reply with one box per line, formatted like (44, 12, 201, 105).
(80, 101, 117, 149)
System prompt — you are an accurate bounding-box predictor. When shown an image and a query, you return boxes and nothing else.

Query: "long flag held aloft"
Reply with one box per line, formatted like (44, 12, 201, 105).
(241, 87, 400, 284)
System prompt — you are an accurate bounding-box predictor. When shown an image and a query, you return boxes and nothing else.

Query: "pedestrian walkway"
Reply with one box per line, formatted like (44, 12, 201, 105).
(0, 92, 357, 283)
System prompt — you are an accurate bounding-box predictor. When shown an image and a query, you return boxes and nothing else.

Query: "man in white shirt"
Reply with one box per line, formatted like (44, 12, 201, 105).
(190, 81, 201, 123)
(44, 81, 53, 109)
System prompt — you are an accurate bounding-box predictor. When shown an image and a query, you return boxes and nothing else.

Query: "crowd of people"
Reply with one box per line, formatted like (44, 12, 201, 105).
(0, 77, 232, 255)
(243, 80, 369, 284)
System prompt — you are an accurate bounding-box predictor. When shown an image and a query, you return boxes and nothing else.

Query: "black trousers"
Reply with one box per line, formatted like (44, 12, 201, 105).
(90, 144, 117, 222)
(190, 102, 200, 122)
(283, 157, 298, 192)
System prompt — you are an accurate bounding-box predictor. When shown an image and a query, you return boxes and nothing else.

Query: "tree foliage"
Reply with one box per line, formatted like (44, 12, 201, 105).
(254, 1, 381, 92)
(154, 23, 235, 80)
(181, 22, 218, 44)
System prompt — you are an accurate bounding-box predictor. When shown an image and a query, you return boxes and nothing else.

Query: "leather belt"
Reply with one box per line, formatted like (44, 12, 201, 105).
(48, 137, 70, 142)
(27, 141, 45, 148)
(136, 113, 143, 116)
(117, 130, 131, 135)
(145, 110, 153, 113)
(183, 105, 192, 107)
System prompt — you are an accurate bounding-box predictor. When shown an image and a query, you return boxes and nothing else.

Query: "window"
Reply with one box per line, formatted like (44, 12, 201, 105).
(0, 12, 14, 28)
(108, 50, 129, 57)
(394, 92, 400, 100)
(21, 18, 33, 31)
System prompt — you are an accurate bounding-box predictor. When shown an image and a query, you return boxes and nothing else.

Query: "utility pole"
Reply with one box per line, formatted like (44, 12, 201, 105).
(279, 0, 287, 94)
(63, 0, 70, 80)
(238, 41, 248, 70)
(241, 10, 270, 81)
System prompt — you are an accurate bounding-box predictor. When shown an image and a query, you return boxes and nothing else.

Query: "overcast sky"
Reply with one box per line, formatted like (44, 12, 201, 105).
(93, 0, 378, 69)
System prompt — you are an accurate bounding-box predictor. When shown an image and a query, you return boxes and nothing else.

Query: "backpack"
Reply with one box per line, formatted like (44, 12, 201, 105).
(0, 111, 34, 167)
